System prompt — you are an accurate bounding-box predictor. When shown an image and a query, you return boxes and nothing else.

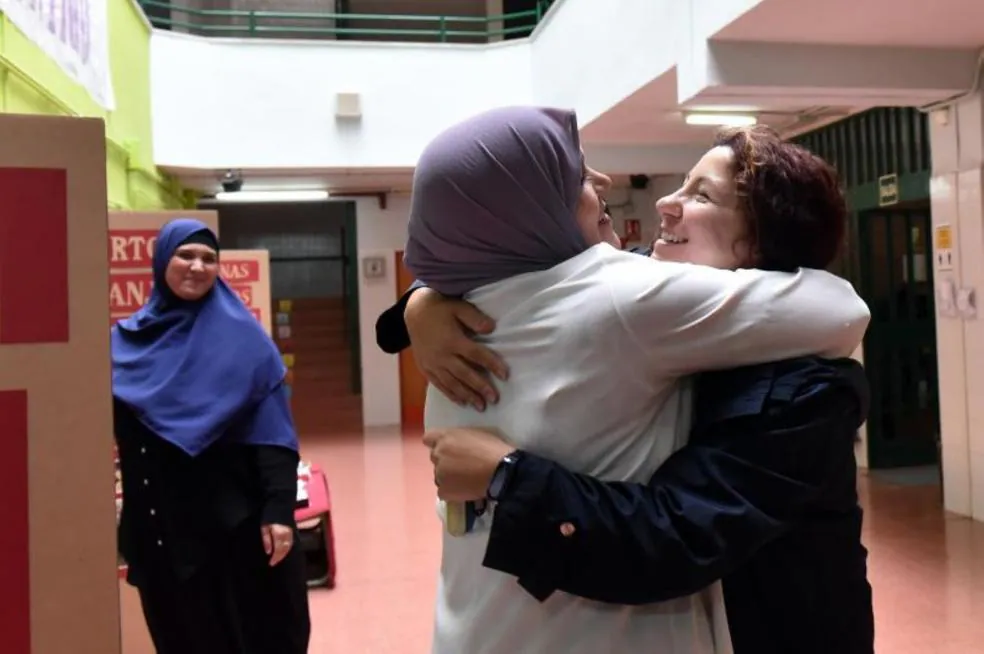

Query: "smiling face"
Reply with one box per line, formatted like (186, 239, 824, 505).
(651, 146, 752, 270)
(574, 152, 621, 248)
(164, 243, 219, 301)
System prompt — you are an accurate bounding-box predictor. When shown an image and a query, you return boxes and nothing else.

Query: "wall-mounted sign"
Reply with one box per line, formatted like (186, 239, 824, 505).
(0, 0, 115, 109)
(935, 223, 954, 272)
(363, 255, 386, 279)
(878, 173, 899, 207)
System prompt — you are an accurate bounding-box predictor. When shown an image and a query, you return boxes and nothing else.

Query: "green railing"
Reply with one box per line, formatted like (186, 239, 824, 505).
(137, 1, 553, 43)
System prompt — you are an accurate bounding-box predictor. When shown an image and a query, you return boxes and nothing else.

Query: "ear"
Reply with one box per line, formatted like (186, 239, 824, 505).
(730, 235, 759, 269)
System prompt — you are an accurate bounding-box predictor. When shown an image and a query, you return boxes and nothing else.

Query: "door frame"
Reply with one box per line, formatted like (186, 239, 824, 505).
(857, 204, 940, 468)
(395, 251, 427, 428)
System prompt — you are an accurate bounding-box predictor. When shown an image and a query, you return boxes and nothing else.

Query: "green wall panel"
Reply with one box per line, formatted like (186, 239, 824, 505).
(0, 1, 191, 210)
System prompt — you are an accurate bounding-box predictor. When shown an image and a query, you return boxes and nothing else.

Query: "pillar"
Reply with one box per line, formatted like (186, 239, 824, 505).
(487, 0, 503, 43)
(0, 115, 120, 652)
(928, 90, 984, 520)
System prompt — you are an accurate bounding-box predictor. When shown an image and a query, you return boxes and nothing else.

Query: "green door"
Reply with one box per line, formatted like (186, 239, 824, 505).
(857, 205, 940, 468)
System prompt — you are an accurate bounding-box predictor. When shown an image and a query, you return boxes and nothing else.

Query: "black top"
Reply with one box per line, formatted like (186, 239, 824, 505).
(115, 396, 298, 587)
(483, 357, 874, 654)
(375, 279, 424, 354)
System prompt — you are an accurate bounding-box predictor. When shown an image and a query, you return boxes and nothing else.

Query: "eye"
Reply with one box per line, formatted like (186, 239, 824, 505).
(695, 191, 711, 203)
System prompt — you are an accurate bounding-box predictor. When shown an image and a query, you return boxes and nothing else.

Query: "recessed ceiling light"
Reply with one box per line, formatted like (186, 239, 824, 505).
(214, 190, 330, 202)
(684, 113, 758, 127)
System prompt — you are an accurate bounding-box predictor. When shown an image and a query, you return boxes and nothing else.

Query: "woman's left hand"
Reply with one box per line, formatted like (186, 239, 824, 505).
(261, 523, 294, 566)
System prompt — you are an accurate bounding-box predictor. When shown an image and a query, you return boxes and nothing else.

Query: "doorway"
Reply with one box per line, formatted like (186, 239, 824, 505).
(395, 251, 428, 428)
(857, 203, 940, 468)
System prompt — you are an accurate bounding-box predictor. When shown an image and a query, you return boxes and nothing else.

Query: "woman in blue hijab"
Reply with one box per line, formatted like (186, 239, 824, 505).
(112, 218, 310, 654)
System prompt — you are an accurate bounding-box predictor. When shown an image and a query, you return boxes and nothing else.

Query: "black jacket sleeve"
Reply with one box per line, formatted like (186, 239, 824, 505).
(483, 367, 866, 605)
(375, 279, 427, 354)
(238, 384, 302, 526)
(254, 445, 300, 526)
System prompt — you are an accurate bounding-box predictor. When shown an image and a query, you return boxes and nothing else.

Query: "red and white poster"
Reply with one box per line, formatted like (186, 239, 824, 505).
(0, 115, 121, 654)
(221, 250, 273, 336)
(107, 210, 220, 326)
(107, 213, 272, 337)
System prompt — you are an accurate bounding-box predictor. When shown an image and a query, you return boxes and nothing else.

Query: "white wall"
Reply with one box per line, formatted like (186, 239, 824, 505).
(356, 194, 411, 426)
(529, 0, 677, 126)
(151, 33, 532, 169)
(929, 96, 984, 519)
(606, 175, 683, 249)
(150, 0, 687, 170)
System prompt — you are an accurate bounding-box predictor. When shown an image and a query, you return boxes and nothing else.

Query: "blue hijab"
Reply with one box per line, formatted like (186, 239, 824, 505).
(111, 218, 297, 457)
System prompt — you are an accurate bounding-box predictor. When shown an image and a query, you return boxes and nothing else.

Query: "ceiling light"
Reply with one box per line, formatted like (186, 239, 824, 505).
(684, 113, 758, 127)
(214, 190, 330, 203)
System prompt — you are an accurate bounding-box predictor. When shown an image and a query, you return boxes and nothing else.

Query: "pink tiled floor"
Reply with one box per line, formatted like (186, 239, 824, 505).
(120, 429, 984, 653)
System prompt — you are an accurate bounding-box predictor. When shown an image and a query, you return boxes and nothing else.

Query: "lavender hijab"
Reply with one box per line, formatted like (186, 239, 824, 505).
(404, 106, 588, 296)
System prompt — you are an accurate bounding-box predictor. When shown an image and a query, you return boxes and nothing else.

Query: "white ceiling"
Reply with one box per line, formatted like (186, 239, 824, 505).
(716, 0, 984, 48)
(166, 167, 416, 195)
(580, 0, 984, 150)
(580, 70, 855, 146)
(168, 167, 648, 195)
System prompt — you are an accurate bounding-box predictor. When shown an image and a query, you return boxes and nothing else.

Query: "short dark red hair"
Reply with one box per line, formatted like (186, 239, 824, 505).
(713, 125, 846, 272)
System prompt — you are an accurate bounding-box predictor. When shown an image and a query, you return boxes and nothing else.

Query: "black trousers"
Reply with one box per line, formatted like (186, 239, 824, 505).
(136, 524, 310, 654)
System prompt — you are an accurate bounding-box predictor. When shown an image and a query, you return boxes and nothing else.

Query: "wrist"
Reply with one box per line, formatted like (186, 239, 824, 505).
(404, 287, 439, 321)
(486, 449, 524, 501)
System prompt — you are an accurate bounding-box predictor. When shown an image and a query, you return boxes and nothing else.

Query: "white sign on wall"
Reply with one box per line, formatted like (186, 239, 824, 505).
(934, 223, 954, 272)
(0, 0, 115, 109)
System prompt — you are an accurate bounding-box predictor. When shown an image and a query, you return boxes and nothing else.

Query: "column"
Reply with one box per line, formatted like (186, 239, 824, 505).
(487, 0, 503, 43)
(0, 115, 120, 653)
(928, 90, 984, 520)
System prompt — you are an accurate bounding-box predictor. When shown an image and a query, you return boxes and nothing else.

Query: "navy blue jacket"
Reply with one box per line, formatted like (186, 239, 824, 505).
(376, 286, 874, 654)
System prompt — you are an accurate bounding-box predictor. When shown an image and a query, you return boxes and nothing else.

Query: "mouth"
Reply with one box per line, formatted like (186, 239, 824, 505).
(655, 230, 688, 246)
(598, 202, 612, 226)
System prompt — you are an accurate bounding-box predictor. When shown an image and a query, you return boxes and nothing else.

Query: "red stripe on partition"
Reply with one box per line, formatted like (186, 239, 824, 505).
(0, 168, 70, 344)
(0, 390, 31, 654)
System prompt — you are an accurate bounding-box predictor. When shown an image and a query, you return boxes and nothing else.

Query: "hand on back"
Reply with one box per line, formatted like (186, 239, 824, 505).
(404, 288, 509, 411)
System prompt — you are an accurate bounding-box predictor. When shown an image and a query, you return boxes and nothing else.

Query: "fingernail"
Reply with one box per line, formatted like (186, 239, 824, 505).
(484, 390, 496, 404)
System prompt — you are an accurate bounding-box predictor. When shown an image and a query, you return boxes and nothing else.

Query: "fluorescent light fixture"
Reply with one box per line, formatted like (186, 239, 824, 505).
(214, 190, 330, 203)
(684, 113, 758, 127)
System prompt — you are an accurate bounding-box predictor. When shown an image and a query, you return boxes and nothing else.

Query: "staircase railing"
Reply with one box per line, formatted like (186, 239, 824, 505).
(137, 0, 553, 43)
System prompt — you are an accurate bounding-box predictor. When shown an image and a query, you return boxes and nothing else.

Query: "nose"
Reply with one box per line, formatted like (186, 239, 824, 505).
(189, 258, 205, 273)
(655, 192, 682, 225)
(596, 170, 613, 195)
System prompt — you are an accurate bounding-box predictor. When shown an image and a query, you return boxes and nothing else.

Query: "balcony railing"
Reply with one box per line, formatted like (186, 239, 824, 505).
(137, 1, 553, 43)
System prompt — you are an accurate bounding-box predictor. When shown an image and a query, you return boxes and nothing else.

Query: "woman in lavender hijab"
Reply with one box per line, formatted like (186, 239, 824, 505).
(405, 106, 869, 654)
